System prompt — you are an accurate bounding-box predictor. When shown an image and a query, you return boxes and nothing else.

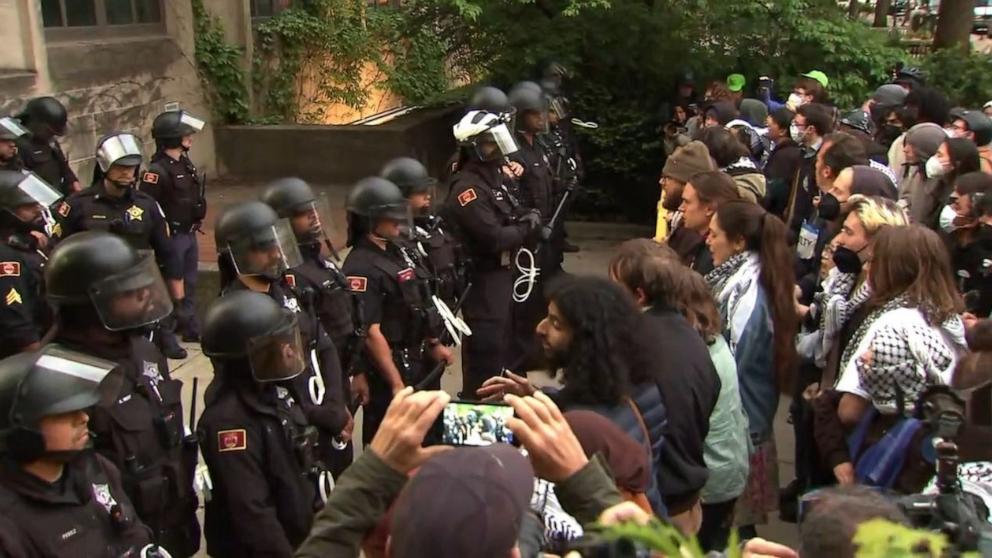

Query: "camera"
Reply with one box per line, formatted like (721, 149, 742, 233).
(434, 401, 515, 447)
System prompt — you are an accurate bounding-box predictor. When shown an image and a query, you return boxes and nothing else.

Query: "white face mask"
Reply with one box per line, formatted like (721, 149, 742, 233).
(939, 204, 961, 233)
(787, 93, 806, 110)
(790, 123, 805, 144)
(925, 155, 948, 178)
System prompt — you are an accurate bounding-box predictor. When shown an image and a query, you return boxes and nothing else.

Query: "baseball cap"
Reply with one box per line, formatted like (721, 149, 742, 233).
(727, 73, 746, 93)
(389, 444, 535, 558)
(801, 70, 829, 88)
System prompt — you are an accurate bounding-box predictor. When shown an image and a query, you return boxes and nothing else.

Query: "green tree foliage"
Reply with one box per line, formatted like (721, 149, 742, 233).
(191, 0, 249, 124)
(921, 49, 992, 108)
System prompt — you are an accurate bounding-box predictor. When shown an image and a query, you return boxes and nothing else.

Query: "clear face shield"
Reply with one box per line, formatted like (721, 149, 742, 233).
(88, 254, 174, 331)
(11, 172, 62, 233)
(96, 133, 143, 172)
(246, 311, 306, 382)
(0, 117, 28, 140)
(32, 347, 122, 415)
(228, 218, 304, 278)
(370, 201, 414, 241)
(548, 95, 569, 123)
(475, 122, 520, 161)
(179, 112, 206, 134)
(291, 193, 336, 244)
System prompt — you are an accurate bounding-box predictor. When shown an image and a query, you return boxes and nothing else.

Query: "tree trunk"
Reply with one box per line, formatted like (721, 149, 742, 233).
(874, 0, 890, 28)
(848, 0, 859, 20)
(933, 0, 973, 51)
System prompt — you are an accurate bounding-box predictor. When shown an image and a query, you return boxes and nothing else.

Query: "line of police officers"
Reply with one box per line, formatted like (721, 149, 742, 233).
(0, 60, 581, 556)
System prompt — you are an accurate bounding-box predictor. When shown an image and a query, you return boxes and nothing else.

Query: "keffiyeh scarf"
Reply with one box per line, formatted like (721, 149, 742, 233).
(705, 251, 761, 340)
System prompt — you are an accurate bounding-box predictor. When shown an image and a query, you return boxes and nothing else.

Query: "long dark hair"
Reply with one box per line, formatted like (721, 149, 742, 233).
(715, 201, 798, 392)
(549, 276, 638, 406)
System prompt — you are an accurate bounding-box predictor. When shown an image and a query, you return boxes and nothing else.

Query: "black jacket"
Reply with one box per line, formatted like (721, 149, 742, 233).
(0, 452, 151, 557)
(763, 139, 801, 219)
(642, 305, 721, 514)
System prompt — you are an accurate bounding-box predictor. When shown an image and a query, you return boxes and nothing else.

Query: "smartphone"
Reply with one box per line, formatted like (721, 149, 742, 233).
(437, 401, 515, 447)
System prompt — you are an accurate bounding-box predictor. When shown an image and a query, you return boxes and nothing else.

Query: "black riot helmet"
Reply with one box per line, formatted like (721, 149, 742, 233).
(537, 59, 569, 87)
(380, 157, 437, 197)
(0, 170, 61, 233)
(508, 84, 549, 132)
(215, 201, 302, 279)
(202, 290, 305, 382)
(260, 177, 335, 245)
(17, 96, 68, 137)
(0, 345, 119, 462)
(469, 86, 511, 116)
(346, 177, 410, 245)
(0, 117, 28, 142)
(152, 110, 205, 150)
(46, 231, 174, 330)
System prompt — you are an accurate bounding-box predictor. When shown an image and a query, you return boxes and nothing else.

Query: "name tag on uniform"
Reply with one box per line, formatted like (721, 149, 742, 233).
(797, 221, 819, 260)
(500, 251, 511, 267)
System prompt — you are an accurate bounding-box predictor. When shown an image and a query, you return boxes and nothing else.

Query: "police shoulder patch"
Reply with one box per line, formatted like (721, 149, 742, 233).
(285, 273, 296, 288)
(347, 276, 367, 292)
(0, 262, 20, 277)
(457, 188, 478, 207)
(57, 202, 70, 218)
(142, 172, 159, 185)
(217, 429, 247, 452)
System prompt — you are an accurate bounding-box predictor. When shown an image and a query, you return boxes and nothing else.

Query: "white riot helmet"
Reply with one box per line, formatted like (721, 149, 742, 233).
(453, 110, 519, 162)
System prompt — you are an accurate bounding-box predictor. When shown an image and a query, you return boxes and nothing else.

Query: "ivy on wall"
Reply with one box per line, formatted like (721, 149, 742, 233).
(191, 0, 250, 124)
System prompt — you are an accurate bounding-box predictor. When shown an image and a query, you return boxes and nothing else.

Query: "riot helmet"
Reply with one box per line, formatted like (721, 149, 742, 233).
(346, 177, 411, 243)
(537, 60, 569, 88)
(214, 201, 303, 279)
(152, 110, 205, 151)
(0, 345, 119, 462)
(260, 177, 335, 245)
(0, 117, 28, 142)
(469, 86, 512, 119)
(894, 66, 927, 89)
(46, 231, 174, 331)
(93, 132, 143, 189)
(539, 78, 569, 121)
(17, 96, 68, 137)
(0, 171, 61, 233)
(508, 83, 549, 133)
(840, 109, 873, 136)
(453, 110, 519, 162)
(202, 290, 305, 382)
(381, 157, 436, 217)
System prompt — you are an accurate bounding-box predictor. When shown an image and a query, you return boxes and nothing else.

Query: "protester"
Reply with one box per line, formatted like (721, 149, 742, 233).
(296, 389, 625, 557)
(838, 109, 888, 164)
(477, 276, 667, 515)
(675, 171, 742, 273)
(900, 122, 950, 228)
(608, 239, 721, 535)
(826, 165, 898, 205)
(659, 141, 716, 244)
(798, 486, 909, 558)
(952, 110, 992, 173)
(786, 103, 834, 235)
(705, 201, 797, 534)
(697, 126, 766, 203)
(881, 106, 918, 182)
(928, 137, 982, 229)
(762, 107, 801, 218)
(789, 71, 830, 109)
(610, 239, 748, 551)
(945, 172, 992, 317)
(703, 102, 740, 129)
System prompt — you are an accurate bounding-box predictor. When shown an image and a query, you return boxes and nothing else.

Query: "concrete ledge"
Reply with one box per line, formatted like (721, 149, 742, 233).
(214, 105, 460, 184)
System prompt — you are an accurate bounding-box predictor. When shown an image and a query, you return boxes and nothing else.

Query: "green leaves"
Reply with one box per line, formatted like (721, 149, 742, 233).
(921, 49, 992, 109)
(192, 0, 249, 124)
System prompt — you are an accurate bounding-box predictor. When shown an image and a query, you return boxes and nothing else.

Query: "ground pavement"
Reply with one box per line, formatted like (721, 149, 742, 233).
(174, 181, 800, 554)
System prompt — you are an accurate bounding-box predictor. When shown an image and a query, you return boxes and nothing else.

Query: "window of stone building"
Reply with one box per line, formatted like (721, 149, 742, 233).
(42, 0, 163, 40)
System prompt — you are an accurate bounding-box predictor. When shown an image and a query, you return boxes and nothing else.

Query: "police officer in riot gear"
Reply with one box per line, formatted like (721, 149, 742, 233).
(0, 116, 28, 172)
(381, 156, 467, 306)
(342, 176, 452, 442)
(443, 111, 540, 398)
(56, 132, 188, 360)
(0, 171, 61, 358)
(260, 178, 361, 475)
(44, 231, 200, 557)
(0, 345, 161, 557)
(198, 291, 328, 557)
(140, 110, 208, 342)
(469, 86, 513, 117)
(15, 97, 80, 195)
(507, 83, 562, 369)
(540, 78, 582, 253)
(215, 201, 352, 462)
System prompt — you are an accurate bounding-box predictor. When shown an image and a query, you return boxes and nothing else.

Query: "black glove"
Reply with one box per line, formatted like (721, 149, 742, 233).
(519, 210, 542, 233)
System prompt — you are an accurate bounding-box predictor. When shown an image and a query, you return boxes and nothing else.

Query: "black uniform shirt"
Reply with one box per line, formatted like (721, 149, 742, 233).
(198, 377, 317, 558)
(288, 243, 358, 355)
(0, 452, 151, 557)
(0, 242, 45, 358)
(15, 136, 77, 196)
(139, 151, 206, 232)
(54, 181, 181, 279)
(509, 132, 555, 219)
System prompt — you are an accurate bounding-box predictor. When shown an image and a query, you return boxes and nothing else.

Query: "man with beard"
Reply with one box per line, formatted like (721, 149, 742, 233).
(658, 141, 714, 244)
(0, 117, 28, 172)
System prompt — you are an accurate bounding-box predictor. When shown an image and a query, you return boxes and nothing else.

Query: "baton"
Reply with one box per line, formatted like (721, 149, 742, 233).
(414, 283, 472, 390)
(189, 377, 198, 433)
(539, 172, 578, 242)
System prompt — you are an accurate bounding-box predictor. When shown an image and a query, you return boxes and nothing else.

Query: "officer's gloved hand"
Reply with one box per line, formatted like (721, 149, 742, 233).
(519, 210, 542, 233)
(139, 544, 173, 558)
